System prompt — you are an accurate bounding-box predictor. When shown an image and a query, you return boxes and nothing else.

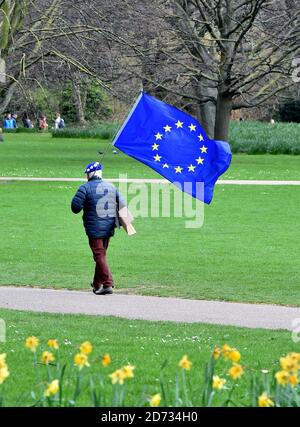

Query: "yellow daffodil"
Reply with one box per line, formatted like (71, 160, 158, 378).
(102, 354, 111, 367)
(228, 363, 244, 380)
(280, 354, 299, 373)
(275, 370, 290, 386)
(229, 349, 241, 363)
(0, 367, 10, 384)
(74, 353, 90, 370)
(41, 351, 55, 365)
(79, 341, 93, 355)
(44, 379, 59, 397)
(179, 355, 192, 370)
(258, 392, 275, 407)
(48, 339, 59, 350)
(25, 336, 39, 352)
(122, 365, 135, 379)
(150, 393, 161, 407)
(0, 354, 7, 369)
(289, 374, 298, 387)
(222, 344, 232, 360)
(213, 347, 221, 360)
(212, 375, 226, 390)
(110, 369, 125, 385)
(289, 352, 300, 362)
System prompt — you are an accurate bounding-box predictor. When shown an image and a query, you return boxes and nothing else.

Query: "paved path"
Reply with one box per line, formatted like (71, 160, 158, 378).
(0, 177, 300, 185)
(0, 287, 299, 331)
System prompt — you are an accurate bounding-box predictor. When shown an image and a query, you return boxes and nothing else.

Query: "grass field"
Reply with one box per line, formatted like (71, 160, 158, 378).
(0, 130, 300, 407)
(0, 308, 298, 406)
(0, 180, 299, 305)
(0, 133, 300, 305)
(1, 133, 300, 180)
(229, 121, 300, 154)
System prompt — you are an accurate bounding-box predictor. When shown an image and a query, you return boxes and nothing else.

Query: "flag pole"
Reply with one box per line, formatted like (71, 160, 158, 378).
(111, 90, 144, 146)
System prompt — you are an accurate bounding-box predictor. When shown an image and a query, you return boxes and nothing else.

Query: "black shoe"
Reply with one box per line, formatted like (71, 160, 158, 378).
(91, 283, 97, 294)
(94, 287, 113, 296)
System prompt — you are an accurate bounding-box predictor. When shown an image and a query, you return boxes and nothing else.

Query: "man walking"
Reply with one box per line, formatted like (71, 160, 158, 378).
(71, 162, 125, 295)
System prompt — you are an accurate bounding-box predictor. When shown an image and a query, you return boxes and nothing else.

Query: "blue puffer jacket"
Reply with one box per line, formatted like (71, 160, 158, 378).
(71, 177, 125, 238)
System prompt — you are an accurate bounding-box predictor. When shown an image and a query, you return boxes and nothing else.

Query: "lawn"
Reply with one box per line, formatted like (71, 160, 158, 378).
(0, 308, 298, 406)
(0, 131, 299, 408)
(0, 133, 300, 180)
(0, 181, 299, 306)
(0, 133, 299, 305)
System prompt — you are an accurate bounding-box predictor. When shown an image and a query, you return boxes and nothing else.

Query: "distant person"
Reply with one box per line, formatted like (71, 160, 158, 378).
(12, 114, 18, 128)
(0, 128, 3, 143)
(55, 112, 65, 130)
(270, 118, 275, 124)
(3, 113, 14, 129)
(39, 116, 48, 131)
(22, 114, 34, 129)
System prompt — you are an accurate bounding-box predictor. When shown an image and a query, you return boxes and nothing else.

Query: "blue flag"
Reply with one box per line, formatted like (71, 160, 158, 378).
(113, 92, 232, 204)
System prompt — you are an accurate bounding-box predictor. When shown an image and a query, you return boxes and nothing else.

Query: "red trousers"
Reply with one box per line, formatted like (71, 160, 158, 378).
(88, 238, 114, 289)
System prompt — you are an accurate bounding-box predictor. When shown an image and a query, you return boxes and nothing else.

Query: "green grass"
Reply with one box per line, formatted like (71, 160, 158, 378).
(0, 133, 299, 305)
(21, 119, 300, 154)
(0, 308, 298, 406)
(1, 130, 299, 406)
(51, 123, 118, 139)
(0, 133, 300, 180)
(0, 181, 299, 306)
(230, 121, 300, 155)
(50, 120, 300, 155)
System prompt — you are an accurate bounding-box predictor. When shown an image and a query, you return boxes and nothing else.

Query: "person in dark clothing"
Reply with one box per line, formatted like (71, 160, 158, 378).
(12, 114, 18, 128)
(22, 113, 33, 129)
(71, 162, 125, 295)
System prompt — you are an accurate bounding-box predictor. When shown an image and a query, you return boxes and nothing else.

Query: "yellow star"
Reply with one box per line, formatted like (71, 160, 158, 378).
(155, 132, 163, 140)
(188, 164, 196, 172)
(175, 120, 183, 129)
(175, 166, 183, 173)
(164, 125, 172, 132)
(188, 124, 196, 131)
(152, 143, 159, 151)
(198, 134, 204, 142)
(196, 157, 204, 165)
(163, 163, 169, 169)
(154, 154, 162, 162)
(200, 145, 208, 153)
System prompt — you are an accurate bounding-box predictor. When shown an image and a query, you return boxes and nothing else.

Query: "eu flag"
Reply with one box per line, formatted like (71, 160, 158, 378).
(113, 92, 232, 204)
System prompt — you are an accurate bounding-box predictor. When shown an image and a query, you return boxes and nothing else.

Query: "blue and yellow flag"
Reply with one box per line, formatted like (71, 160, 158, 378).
(113, 92, 232, 204)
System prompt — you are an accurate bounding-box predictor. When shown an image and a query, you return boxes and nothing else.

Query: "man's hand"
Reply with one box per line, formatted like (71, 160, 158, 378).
(71, 185, 87, 214)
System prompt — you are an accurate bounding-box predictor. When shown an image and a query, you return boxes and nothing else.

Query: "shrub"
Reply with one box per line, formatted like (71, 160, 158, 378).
(279, 101, 300, 123)
(2, 128, 40, 134)
(229, 121, 300, 155)
(51, 123, 119, 140)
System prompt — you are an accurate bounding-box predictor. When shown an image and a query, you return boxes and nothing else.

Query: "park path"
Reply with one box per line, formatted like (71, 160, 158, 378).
(0, 286, 299, 331)
(0, 177, 300, 185)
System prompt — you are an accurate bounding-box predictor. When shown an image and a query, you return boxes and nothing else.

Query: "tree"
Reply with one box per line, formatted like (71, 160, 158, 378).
(0, 0, 27, 111)
(0, 0, 114, 115)
(120, 0, 300, 139)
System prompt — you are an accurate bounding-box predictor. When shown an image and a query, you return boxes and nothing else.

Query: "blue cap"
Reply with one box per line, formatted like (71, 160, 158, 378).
(84, 162, 102, 174)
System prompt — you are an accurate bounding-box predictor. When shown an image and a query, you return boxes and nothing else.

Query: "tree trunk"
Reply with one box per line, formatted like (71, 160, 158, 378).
(0, 81, 17, 114)
(196, 81, 217, 139)
(214, 93, 232, 141)
(72, 81, 86, 125)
